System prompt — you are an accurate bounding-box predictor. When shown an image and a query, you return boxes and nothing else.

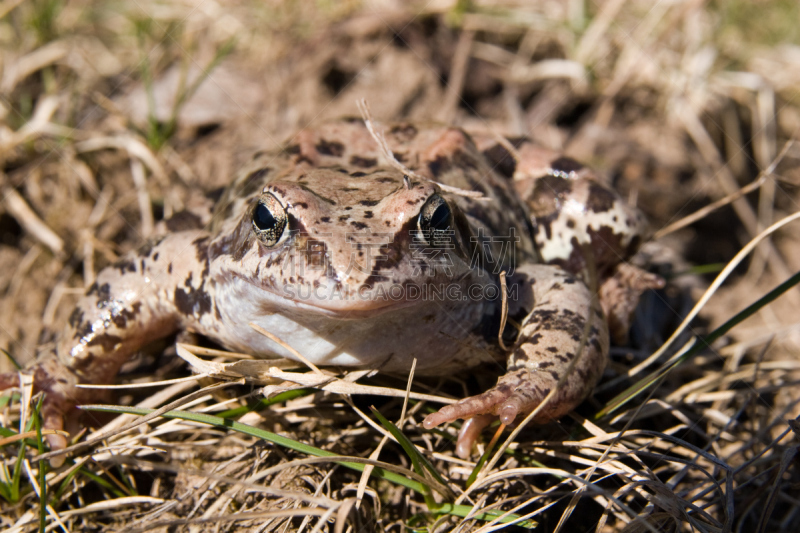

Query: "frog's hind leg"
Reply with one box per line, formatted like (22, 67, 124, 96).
(423, 264, 609, 457)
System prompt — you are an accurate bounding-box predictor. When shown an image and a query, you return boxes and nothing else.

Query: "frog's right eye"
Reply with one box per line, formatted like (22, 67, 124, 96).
(252, 193, 288, 247)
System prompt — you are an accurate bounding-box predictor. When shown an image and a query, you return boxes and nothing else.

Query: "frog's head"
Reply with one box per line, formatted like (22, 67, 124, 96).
(209, 169, 480, 315)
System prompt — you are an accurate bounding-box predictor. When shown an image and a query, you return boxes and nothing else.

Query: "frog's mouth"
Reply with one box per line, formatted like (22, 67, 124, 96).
(276, 283, 435, 316)
(236, 272, 468, 317)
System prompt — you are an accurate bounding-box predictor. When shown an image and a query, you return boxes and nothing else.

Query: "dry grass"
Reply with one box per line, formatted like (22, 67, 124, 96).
(1, 0, 800, 531)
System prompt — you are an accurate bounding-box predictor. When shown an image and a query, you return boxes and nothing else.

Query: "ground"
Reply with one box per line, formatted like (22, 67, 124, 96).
(1, 1, 800, 531)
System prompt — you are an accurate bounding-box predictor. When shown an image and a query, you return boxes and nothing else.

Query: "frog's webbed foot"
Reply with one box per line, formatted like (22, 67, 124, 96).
(423, 264, 610, 458)
(422, 370, 551, 458)
(422, 367, 586, 458)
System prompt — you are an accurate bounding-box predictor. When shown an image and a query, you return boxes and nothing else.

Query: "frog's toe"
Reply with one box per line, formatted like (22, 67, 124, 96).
(42, 409, 69, 467)
(456, 414, 496, 458)
(422, 384, 514, 430)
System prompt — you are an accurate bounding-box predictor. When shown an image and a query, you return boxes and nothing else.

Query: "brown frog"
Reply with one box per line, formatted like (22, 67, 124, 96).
(0, 120, 662, 458)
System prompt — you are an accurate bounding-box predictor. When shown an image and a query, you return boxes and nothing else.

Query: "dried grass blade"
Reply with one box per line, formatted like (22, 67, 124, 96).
(2, 187, 64, 256)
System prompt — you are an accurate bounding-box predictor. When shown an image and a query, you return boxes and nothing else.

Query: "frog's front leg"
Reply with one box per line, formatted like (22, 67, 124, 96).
(0, 230, 213, 453)
(422, 264, 609, 457)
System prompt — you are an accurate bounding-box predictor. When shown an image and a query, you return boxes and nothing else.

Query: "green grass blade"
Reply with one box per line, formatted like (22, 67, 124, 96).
(216, 388, 312, 418)
(370, 407, 428, 484)
(371, 406, 452, 488)
(32, 397, 47, 531)
(0, 348, 22, 370)
(370, 406, 453, 500)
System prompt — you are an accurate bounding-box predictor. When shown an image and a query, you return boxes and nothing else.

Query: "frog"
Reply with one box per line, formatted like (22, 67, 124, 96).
(0, 120, 662, 460)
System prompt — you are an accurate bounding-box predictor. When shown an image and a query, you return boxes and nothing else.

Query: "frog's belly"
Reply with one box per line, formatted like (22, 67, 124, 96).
(206, 277, 497, 373)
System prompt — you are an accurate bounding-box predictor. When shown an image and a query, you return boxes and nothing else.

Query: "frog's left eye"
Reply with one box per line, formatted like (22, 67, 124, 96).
(418, 194, 453, 246)
(252, 193, 288, 247)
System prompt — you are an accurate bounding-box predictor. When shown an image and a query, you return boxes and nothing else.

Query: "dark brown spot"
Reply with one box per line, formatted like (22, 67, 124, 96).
(427, 156, 450, 178)
(315, 139, 345, 157)
(351, 221, 368, 230)
(550, 157, 584, 174)
(350, 171, 367, 177)
(90, 283, 112, 305)
(68, 308, 84, 329)
(193, 236, 211, 279)
(349, 156, 377, 168)
(586, 183, 617, 213)
(110, 302, 142, 329)
(320, 217, 331, 223)
(364, 211, 373, 218)
(359, 199, 379, 207)
(482, 143, 517, 178)
(512, 346, 528, 362)
(174, 285, 212, 317)
(390, 124, 417, 141)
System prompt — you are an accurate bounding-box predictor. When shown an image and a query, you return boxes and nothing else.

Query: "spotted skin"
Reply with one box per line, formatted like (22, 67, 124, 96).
(1, 121, 661, 459)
